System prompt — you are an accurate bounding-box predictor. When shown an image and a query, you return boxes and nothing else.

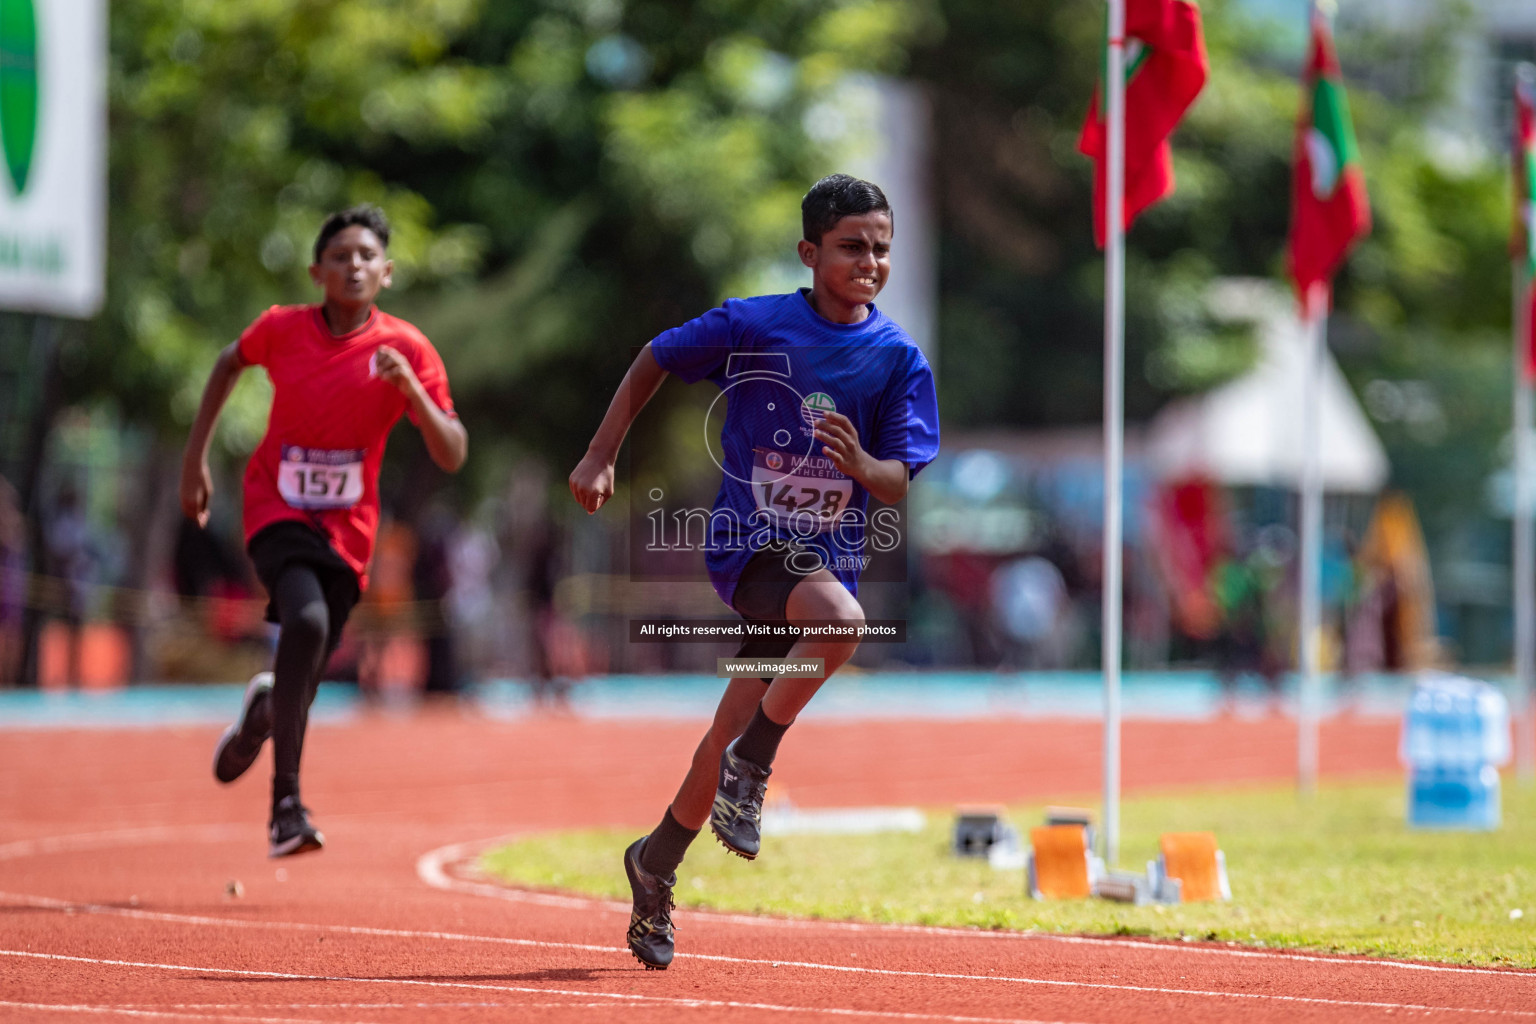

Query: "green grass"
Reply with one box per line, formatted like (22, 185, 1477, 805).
(481, 780, 1536, 967)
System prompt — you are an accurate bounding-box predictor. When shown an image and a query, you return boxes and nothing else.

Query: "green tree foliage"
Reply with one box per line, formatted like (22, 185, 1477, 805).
(908, 0, 1513, 430)
(96, 0, 497, 451)
(907, 0, 1517, 659)
(87, 0, 933, 493)
(81, 0, 1520, 537)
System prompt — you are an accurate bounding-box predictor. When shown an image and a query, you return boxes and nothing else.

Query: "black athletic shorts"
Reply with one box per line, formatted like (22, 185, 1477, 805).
(247, 520, 362, 638)
(730, 540, 820, 661)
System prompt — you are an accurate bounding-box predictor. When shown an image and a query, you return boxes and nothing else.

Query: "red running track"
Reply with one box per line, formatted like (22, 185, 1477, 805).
(2, 707, 1533, 1022)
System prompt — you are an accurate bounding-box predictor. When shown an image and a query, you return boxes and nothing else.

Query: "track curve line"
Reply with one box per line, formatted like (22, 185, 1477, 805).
(0, 951, 1091, 1024)
(6, 713, 1536, 1023)
(12, 884, 1535, 1020)
(418, 833, 1536, 980)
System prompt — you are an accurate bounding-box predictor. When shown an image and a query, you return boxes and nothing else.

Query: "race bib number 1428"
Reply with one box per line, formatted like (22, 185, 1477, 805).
(751, 448, 853, 533)
(278, 445, 365, 510)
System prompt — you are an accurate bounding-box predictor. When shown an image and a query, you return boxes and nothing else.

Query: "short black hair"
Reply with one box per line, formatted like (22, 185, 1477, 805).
(313, 204, 391, 263)
(801, 174, 892, 244)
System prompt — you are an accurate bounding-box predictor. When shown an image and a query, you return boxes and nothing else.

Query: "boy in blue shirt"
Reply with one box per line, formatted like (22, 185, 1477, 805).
(569, 174, 940, 969)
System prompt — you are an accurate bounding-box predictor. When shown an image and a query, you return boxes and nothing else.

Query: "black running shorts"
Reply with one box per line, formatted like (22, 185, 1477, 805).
(729, 540, 820, 662)
(247, 520, 362, 634)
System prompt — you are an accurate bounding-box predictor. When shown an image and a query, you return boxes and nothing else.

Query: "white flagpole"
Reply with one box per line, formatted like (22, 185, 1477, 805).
(1102, 0, 1127, 866)
(1298, 283, 1326, 795)
(1517, 258, 1535, 782)
(1517, 61, 1536, 784)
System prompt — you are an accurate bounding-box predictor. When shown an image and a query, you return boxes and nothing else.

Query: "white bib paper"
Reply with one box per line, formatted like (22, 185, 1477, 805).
(750, 448, 853, 534)
(277, 445, 365, 510)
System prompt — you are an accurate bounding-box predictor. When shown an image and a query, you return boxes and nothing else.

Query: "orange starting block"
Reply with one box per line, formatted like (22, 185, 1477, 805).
(1026, 824, 1096, 899)
(1155, 831, 1230, 902)
(1024, 815, 1229, 904)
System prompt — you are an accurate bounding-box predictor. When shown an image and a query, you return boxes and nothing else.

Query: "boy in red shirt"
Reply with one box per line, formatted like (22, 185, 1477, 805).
(180, 205, 467, 857)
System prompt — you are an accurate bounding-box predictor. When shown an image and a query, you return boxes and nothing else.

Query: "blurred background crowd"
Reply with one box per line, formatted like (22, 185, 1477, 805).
(0, 0, 1532, 695)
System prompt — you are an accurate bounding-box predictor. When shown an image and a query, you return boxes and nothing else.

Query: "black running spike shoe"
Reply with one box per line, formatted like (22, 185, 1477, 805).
(709, 740, 771, 860)
(268, 795, 325, 858)
(623, 837, 676, 970)
(213, 672, 274, 784)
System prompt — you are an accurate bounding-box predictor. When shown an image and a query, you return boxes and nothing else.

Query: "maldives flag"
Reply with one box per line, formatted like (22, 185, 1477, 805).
(1287, 8, 1370, 311)
(1078, 0, 1209, 248)
(1515, 66, 1536, 376)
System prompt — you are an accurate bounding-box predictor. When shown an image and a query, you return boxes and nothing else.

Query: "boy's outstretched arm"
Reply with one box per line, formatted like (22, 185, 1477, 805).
(570, 343, 669, 514)
(179, 341, 249, 528)
(375, 344, 468, 472)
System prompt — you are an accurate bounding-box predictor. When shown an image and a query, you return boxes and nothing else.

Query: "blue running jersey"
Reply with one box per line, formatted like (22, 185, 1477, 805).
(650, 290, 940, 607)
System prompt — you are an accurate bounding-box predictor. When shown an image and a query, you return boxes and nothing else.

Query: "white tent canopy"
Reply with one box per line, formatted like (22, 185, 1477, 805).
(1145, 280, 1389, 493)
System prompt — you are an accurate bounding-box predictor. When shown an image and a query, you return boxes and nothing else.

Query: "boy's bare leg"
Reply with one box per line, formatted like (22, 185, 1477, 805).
(643, 569, 866, 870)
(624, 567, 873, 967)
(706, 570, 865, 861)
(667, 677, 770, 829)
(758, 570, 865, 723)
(628, 679, 772, 970)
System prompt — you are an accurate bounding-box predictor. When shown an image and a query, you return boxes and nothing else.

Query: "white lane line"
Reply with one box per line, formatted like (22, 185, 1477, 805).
(420, 835, 1536, 980)
(10, 887, 1533, 1015)
(8, 824, 1530, 983)
(4, 932, 1532, 1020)
(0, 825, 250, 861)
(103, 1007, 635, 1019)
(0, 891, 616, 956)
(0, 1001, 378, 1024)
(0, 950, 1081, 1024)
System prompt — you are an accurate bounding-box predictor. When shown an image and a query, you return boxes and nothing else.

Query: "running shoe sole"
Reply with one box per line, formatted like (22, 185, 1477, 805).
(268, 830, 325, 859)
(711, 825, 757, 861)
(268, 794, 325, 859)
(213, 672, 274, 784)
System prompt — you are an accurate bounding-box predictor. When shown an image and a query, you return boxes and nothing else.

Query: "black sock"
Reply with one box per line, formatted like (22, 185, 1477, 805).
(272, 772, 300, 813)
(732, 704, 791, 768)
(640, 808, 699, 879)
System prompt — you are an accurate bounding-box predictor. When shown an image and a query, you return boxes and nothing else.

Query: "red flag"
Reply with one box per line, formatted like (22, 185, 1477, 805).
(1078, 0, 1209, 248)
(1514, 66, 1536, 377)
(1515, 68, 1535, 272)
(1287, 8, 1370, 313)
(1151, 476, 1230, 641)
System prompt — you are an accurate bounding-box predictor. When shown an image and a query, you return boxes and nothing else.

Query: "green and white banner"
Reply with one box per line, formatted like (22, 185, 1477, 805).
(0, 0, 104, 318)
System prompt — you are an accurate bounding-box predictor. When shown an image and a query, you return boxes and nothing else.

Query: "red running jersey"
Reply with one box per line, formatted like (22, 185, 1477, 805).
(238, 305, 456, 588)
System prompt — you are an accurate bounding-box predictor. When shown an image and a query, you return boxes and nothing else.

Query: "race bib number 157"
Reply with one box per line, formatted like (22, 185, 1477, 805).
(278, 445, 365, 510)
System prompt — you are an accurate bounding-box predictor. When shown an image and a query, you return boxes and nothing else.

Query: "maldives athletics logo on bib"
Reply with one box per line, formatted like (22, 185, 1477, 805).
(0, 0, 38, 196)
(800, 392, 835, 431)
